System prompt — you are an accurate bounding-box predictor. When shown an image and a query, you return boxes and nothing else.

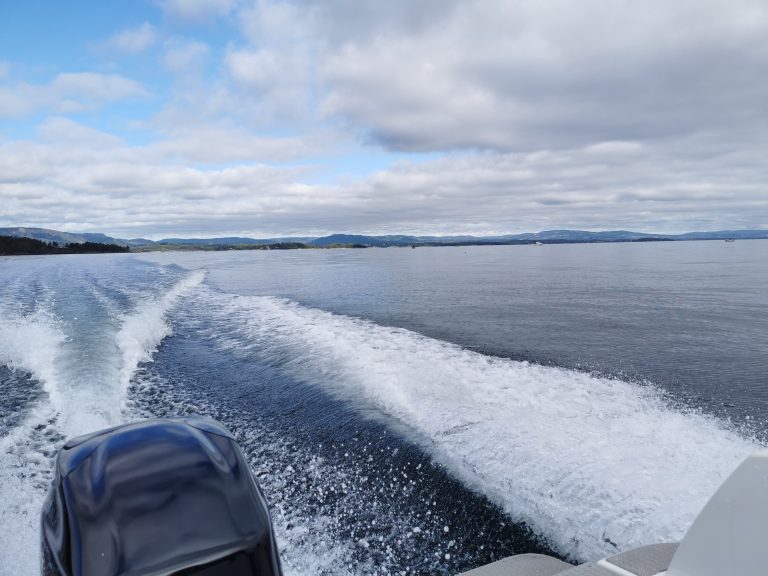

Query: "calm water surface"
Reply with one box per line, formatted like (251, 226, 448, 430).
(159, 240, 768, 422)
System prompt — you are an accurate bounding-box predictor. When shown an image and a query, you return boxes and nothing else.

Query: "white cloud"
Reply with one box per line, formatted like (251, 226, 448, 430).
(0, 73, 148, 117)
(52, 73, 148, 101)
(224, 46, 314, 122)
(335, 139, 768, 234)
(584, 141, 645, 155)
(315, 0, 768, 152)
(237, 1, 313, 47)
(3, 0, 768, 237)
(162, 38, 209, 72)
(158, 0, 235, 22)
(107, 22, 158, 54)
(221, 0, 768, 154)
(1, 117, 766, 238)
(0, 119, 305, 231)
(38, 117, 124, 148)
(226, 49, 279, 90)
(222, 2, 323, 124)
(146, 122, 323, 163)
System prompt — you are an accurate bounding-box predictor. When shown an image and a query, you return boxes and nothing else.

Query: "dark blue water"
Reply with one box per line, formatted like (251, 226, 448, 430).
(1, 241, 766, 575)
(147, 241, 768, 426)
(130, 332, 551, 575)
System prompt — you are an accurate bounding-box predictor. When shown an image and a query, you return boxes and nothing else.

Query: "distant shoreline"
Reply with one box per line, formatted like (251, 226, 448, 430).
(0, 233, 768, 256)
(4, 226, 767, 248)
(131, 236, 761, 253)
(0, 235, 129, 256)
(131, 237, 674, 252)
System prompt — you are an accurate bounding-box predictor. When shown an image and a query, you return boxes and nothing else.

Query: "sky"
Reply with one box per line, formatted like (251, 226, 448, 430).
(1, 0, 767, 239)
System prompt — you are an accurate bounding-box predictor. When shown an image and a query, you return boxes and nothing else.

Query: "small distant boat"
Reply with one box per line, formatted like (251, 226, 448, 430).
(725, 238, 735, 242)
(535, 241, 543, 246)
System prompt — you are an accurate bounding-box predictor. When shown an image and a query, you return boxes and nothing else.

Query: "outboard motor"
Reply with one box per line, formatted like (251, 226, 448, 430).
(41, 417, 283, 576)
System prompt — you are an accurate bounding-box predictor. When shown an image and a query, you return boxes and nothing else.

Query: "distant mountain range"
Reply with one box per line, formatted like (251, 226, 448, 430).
(2, 226, 767, 249)
(0, 227, 150, 247)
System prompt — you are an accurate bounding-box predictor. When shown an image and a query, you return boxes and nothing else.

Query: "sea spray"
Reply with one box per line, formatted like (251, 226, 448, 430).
(0, 269, 205, 574)
(115, 269, 206, 407)
(200, 291, 758, 562)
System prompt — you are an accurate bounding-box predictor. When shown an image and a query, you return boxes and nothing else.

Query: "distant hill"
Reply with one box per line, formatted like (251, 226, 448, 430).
(310, 234, 529, 246)
(0, 227, 150, 247)
(309, 230, 713, 246)
(496, 230, 672, 242)
(309, 234, 423, 247)
(2, 226, 766, 250)
(158, 236, 313, 246)
(674, 230, 768, 241)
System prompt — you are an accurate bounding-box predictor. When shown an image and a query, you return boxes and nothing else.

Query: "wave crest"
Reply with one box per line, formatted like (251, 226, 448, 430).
(206, 293, 758, 561)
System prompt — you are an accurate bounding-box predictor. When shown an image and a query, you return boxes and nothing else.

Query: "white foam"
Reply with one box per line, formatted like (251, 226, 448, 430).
(115, 270, 206, 410)
(208, 294, 759, 562)
(0, 307, 66, 574)
(0, 270, 205, 574)
(0, 309, 64, 406)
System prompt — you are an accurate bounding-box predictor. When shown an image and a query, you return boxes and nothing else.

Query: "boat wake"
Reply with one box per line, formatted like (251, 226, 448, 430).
(0, 269, 204, 574)
(0, 263, 760, 574)
(196, 290, 758, 562)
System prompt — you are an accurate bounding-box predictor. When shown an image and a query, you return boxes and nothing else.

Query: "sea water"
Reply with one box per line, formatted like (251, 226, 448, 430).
(1, 241, 766, 575)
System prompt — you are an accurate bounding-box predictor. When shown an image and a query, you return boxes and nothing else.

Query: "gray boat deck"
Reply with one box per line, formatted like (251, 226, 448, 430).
(458, 543, 678, 576)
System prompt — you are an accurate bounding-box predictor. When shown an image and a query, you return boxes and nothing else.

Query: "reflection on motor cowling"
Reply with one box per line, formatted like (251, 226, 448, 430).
(40, 417, 283, 576)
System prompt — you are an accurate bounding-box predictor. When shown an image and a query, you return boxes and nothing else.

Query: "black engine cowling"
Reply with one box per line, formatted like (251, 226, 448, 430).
(41, 417, 283, 576)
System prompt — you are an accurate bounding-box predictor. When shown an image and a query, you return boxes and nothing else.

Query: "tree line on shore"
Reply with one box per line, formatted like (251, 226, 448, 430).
(0, 235, 130, 255)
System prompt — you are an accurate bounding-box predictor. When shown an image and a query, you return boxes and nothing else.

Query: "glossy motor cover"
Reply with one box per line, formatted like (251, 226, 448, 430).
(41, 417, 283, 576)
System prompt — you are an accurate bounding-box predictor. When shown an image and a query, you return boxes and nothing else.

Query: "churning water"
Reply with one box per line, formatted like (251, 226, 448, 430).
(1, 241, 766, 575)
